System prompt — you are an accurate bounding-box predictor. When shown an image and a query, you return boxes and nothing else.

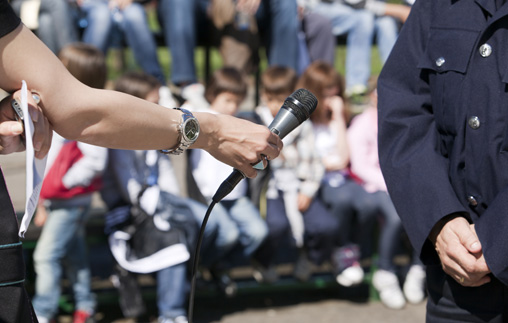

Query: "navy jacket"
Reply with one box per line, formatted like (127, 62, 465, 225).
(378, 0, 508, 285)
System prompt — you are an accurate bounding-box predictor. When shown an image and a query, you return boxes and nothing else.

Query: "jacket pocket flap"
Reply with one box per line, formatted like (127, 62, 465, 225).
(417, 28, 480, 73)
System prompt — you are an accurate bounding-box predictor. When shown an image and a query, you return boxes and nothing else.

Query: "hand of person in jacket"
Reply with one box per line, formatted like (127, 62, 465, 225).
(429, 215, 491, 287)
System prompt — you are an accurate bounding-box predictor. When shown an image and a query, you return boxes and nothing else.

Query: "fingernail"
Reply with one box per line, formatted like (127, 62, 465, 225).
(11, 123, 23, 135)
(471, 242, 480, 249)
(32, 93, 40, 104)
(34, 141, 41, 151)
(30, 109, 39, 122)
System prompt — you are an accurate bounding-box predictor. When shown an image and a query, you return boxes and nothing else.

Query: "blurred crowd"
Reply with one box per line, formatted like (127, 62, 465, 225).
(10, 0, 422, 322)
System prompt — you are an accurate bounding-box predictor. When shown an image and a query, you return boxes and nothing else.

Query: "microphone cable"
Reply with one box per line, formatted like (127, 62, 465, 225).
(188, 200, 216, 323)
(187, 170, 245, 323)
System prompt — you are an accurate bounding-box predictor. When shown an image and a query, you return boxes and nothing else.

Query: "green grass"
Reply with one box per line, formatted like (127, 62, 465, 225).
(106, 45, 385, 84)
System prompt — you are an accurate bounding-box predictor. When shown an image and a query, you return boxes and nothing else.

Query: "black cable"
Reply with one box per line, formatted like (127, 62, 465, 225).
(188, 200, 216, 323)
(188, 169, 245, 322)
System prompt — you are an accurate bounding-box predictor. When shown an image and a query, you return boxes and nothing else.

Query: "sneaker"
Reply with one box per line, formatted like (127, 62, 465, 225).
(346, 84, 369, 105)
(332, 245, 361, 273)
(73, 310, 95, 323)
(252, 263, 279, 284)
(293, 251, 313, 282)
(335, 263, 364, 287)
(372, 269, 406, 310)
(403, 265, 426, 304)
(159, 316, 188, 323)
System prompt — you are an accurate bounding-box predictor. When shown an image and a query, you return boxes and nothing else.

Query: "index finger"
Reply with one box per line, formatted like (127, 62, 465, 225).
(264, 132, 283, 161)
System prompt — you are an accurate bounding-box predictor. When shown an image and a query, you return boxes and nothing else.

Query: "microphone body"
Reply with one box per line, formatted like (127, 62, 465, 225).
(212, 88, 318, 203)
(267, 108, 300, 139)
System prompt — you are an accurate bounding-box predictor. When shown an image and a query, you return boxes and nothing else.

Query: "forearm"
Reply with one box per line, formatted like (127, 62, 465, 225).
(0, 24, 182, 151)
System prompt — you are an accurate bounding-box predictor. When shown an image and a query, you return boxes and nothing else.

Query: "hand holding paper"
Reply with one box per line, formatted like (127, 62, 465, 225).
(17, 80, 48, 237)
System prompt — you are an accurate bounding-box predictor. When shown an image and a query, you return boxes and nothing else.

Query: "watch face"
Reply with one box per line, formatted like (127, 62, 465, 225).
(184, 119, 200, 142)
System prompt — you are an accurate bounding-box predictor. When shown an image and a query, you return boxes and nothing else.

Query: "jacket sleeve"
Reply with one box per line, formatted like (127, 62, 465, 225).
(62, 142, 108, 189)
(377, 0, 468, 264)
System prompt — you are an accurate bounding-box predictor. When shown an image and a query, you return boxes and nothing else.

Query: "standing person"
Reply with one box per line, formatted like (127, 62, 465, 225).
(252, 66, 338, 283)
(31, 43, 107, 323)
(348, 81, 426, 309)
(297, 61, 378, 287)
(377, 0, 508, 320)
(186, 67, 268, 295)
(0, 4, 282, 321)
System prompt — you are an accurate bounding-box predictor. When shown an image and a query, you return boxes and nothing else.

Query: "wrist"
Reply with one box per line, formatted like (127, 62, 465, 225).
(192, 112, 218, 150)
(428, 213, 468, 245)
(160, 108, 200, 155)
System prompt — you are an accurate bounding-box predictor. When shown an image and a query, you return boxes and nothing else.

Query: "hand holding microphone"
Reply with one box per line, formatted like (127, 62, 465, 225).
(212, 88, 318, 203)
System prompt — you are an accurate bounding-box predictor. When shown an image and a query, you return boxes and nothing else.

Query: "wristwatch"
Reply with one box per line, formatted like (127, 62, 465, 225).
(160, 107, 200, 155)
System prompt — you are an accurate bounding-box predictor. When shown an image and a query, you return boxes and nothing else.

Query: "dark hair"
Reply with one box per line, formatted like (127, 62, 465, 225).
(261, 66, 297, 98)
(297, 61, 346, 123)
(58, 42, 107, 89)
(204, 67, 248, 103)
(114, 71, 161, 99)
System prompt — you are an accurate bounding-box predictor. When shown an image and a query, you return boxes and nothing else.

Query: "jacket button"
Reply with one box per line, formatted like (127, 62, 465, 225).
(479, 43, 492, 57)
(468, 116, 480, 129)
(467, 195, 478, 206)
(435, 57, 445, 67)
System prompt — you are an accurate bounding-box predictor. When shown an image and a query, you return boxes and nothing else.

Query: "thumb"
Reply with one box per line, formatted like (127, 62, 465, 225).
(0, 121, 23, 136)
(459, 224, 482, 254)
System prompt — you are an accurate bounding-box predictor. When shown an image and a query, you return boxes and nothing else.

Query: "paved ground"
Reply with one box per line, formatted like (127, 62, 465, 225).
(0, 152, 427, 323)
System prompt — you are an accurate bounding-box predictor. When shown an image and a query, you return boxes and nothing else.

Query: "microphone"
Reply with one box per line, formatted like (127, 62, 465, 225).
(212, 88, 318, 203)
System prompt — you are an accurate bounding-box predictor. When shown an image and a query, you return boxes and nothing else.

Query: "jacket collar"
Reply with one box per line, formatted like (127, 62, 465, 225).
(475, 0, 496, 16)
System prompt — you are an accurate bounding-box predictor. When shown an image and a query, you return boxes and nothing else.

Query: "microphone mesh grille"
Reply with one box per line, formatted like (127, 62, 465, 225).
(284, 88, 318, 123)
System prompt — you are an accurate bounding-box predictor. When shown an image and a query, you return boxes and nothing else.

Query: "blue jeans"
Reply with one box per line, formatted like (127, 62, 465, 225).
(368, 191, 403, 272)
(255, 0, 299, 71)
(319, 178, 378, 257)
(157, 0, 299, 84)
(80, 0, 166, 84)
(156, 263, 188, 319)
(185, 196, 239, 267)
(260, 190, 339, 266)
(217, 197, 268, 266)
(312, 3, 375, 90)
(374, 16, 398, 63)
(32, 205, 95, 319)
(10, 0, 78, 53)
(157, 0, 206, 85)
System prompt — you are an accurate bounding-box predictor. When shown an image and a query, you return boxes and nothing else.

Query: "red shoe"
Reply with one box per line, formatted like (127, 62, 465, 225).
(73, 310, 94, 323)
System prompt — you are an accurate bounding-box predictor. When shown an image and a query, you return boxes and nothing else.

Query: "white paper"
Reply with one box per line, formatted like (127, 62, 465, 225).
(18, 80, 47, 237)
